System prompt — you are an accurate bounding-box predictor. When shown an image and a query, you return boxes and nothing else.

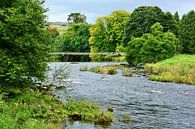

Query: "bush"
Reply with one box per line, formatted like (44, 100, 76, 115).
(0, 0, 51, 86)
(125, 22, 177, 65)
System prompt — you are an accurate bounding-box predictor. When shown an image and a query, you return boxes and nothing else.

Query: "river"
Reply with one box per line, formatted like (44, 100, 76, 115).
(48, 62, 195, 129)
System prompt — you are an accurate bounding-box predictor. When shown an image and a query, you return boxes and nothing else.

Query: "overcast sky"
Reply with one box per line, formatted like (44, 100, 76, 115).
(44, 0, 195, 23)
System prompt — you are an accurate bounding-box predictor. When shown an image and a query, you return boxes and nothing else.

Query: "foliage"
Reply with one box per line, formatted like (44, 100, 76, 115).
(67, 13, 87, 24)
(180, 10, 195, 54)
(59, 23, 90, 52)
(89, 10, 131, 61)
(123, 6, 178, 45)
(65, 99, 114, 124)
(0, 87, 68, 129)
(46, 27, 62, 52)
(145, 55, 195, 85)
(0, 86, 114, 129)
(0, 0, 52, 86)
(46, 26, 60, 38)
(125, 23, 177, 65)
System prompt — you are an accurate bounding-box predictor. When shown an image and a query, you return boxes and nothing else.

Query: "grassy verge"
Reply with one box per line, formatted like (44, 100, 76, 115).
(145, 55, 195, 85)
(0, 86, 114, 129)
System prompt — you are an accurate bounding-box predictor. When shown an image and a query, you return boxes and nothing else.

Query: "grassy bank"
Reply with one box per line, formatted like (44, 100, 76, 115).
(145, 55, 195, 85)
(0, 86, 114, 129)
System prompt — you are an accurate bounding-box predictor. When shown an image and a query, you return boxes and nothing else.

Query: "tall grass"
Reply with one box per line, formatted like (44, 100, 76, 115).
(145, 55, 195, 85)
(90, 65, 117, 75)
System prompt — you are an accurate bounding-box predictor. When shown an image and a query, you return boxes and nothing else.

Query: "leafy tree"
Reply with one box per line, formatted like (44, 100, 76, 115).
(67, 13, 87, 24)
(60, 23, 90, 52)
(56, 23, 90, 61)
(174, 12, 180, 25)
(180, 10, 195, 54)
(89, 10, 131, 52)
(46, 27, 61, 52)
(89, 10, 131, 61)
(0, 0, 51, 86)
(125, 23, 177, 65)
(123, 6, 178, 45)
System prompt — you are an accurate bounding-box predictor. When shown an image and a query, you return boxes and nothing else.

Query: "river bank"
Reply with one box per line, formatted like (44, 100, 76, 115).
(0, 85, 113, 129)
(145, 55, 195, 85)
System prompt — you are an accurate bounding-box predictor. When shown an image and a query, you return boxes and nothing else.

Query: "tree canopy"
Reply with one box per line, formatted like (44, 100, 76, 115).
(180, 10, 195, 54)
(122, 6, 178, 45)
(89, 10, 131, 53)
(0, 0, 51, 86)
(67, 13, 87, 24)
(59, 23, 90, 52)
(125, 23, 177, 65)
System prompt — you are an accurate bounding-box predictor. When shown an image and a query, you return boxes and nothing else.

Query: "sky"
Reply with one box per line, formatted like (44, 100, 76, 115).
(44, 0, 195, 23)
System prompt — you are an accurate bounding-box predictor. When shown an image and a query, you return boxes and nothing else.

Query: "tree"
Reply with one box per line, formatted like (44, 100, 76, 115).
(123, 6, 178, 45)
(89, 10, 131, 52)
(60, 23, 90, 52)
(180, 10, 195, 54)
(125, 23, 177, 65)
(67, 13, 87, 24)
(89, 10, 131, 61)
(0, 0, 51, 86)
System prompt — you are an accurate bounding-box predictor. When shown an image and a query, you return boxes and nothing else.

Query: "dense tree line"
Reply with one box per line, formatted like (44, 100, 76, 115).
(60, 6, 195, 64)
(180, 10, 195, 54)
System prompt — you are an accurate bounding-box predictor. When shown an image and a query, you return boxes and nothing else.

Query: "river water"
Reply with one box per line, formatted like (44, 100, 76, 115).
(48, 62, 195, 129)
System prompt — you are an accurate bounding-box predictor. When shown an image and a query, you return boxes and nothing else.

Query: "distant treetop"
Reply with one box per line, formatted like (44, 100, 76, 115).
(67, 13, 87, 24)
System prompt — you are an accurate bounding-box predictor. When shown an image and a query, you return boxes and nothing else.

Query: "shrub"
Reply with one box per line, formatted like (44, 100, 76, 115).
(125, 22, 177, 65)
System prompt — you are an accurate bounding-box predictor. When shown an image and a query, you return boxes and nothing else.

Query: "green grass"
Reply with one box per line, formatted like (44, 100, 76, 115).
(145, 54, 195, 85)
(0, 86, 114, 129)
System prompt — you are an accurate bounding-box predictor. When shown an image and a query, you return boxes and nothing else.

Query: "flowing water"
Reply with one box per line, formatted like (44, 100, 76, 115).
(48, 62, 195, 129)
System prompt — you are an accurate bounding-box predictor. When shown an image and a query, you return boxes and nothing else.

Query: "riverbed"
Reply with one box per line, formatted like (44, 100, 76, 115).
(48, 62, 195, 129)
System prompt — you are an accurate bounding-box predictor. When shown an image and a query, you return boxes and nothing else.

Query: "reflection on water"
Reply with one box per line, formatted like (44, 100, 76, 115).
(48, 62, 195, 129)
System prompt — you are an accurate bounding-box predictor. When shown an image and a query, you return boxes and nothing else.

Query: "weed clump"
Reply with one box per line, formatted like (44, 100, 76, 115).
(80, 66, 89, 71)
(90, 65, 117, 75)
(122, 68, 133, 77)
